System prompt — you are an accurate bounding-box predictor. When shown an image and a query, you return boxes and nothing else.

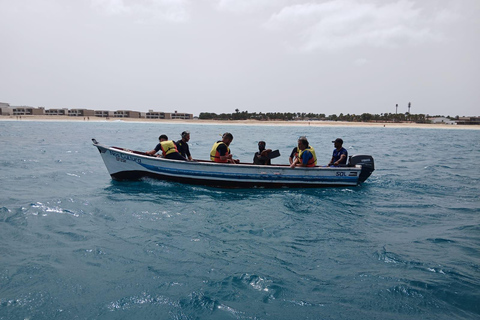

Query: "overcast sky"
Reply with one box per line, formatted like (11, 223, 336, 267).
(1, 0, 479, 116)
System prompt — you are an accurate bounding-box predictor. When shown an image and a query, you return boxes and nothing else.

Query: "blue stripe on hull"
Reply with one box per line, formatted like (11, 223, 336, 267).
(110, 170, 356, 188)
(138, 163, 358, 184)
(93, 143, 370, 188)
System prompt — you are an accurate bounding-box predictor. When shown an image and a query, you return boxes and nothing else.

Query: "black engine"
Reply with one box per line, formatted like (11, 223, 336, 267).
(348, 155, 375, 183)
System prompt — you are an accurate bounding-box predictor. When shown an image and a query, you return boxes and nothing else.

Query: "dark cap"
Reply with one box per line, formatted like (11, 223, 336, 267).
(258, 141, 266, 145)
(332, 138, 343, 144)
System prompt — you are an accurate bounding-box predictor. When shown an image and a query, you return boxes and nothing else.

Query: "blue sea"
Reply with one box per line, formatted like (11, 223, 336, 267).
(1, 120, 479, 320)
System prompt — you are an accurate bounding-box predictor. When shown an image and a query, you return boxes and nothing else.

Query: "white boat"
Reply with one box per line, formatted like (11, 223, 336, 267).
(92, 139, 374, 188)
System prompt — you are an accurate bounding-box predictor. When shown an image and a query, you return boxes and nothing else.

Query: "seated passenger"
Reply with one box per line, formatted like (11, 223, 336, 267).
(288, 136, 308, 164)
(146, 134, 187, 161)
(290, 137, 317, 168)
(253, 141, 272, 165)
(328, 138, 348, 166)
(176, 131, 193, 161)
(210, 132, 239, 164)
(289, 146, 298, 165)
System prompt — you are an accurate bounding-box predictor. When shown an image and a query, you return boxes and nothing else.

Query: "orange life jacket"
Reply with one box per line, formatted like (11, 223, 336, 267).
(160, 140, 178, 157)
(210, 141, 230, 162)
(298, 146, 317, 167)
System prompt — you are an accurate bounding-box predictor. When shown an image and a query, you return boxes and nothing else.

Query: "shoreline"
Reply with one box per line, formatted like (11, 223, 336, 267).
(1, 115, 479, 130)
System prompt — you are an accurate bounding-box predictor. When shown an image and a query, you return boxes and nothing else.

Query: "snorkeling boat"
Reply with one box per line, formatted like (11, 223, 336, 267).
(92, 139, 374, 188)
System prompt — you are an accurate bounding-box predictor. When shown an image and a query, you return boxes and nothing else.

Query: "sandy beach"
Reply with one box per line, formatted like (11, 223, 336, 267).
(1, 115, 478, 130)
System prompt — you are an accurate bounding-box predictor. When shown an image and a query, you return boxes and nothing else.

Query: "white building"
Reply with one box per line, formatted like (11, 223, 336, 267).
(428, 117, 457, 125)
(0, 102, 11, 115)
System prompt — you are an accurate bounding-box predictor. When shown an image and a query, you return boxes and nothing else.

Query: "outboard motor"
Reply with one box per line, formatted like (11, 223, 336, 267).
(348, 155, 375, 183)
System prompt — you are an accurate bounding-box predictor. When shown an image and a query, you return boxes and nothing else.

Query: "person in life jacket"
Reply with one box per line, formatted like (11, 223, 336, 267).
(210, 132, 240, 164)
(290, 136, 317, 168)
(146, 134, 187, 161)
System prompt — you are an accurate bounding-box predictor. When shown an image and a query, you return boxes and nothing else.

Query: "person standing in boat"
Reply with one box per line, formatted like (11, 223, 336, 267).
(146, 134, 187, 160)
(176, 131, 193, 161)
(253, 141, 272, 165)
(210, 132, 239, 164)
(290, 136, 317, 168)
(328, 138, 348, 166)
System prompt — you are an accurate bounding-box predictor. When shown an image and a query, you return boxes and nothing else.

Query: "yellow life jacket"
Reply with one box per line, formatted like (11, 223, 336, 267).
(160, 140, 178, 156)
(210, 141, 230, 162)
(298, 146, 317, 167)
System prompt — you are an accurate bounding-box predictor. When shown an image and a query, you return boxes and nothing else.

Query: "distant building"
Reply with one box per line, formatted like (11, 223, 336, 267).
(94, 110, 113, 117)
(171, 111, 193, 120)
(12, 106, 45, 116)
(0, 104, 195, 120)
(0, 102, 11, 115)
(146, 110, 171, 119)
(0, 107, 11, 115)
(45, 108, 68, 116)
(456, 117, 480, 125)
(113, 110, 141, 118)
(428, 117, 456, 125)
(68, 109, 95, 117)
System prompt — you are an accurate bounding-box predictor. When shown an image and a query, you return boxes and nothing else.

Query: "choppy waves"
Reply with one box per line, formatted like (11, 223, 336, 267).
(1, 121, 479, 319)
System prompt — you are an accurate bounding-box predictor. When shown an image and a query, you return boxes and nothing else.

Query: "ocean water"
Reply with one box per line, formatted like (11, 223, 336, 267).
(0, 120, 479, 320)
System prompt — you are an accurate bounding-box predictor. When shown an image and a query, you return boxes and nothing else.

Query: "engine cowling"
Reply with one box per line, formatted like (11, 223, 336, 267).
(349, 155, 375, 183)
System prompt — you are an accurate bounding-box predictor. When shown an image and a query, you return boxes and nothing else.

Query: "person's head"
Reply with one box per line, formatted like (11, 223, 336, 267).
(258, 141, 266, 151)
(159, 134, 168, 142)
(332, 138, 343, 149)
(181, 131, 190, 142)
(222, 132, 233, 145)
(298, 136, 309, 150)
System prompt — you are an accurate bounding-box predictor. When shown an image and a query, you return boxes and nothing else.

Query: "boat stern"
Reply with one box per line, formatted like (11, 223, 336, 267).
(349, 155, 375, 183)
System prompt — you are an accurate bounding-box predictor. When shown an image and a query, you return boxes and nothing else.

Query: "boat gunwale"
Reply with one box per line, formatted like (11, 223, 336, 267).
(105, 144, 361, 172)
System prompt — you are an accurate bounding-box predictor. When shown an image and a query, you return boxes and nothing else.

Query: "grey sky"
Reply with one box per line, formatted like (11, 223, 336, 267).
(1, 0, 479, 116)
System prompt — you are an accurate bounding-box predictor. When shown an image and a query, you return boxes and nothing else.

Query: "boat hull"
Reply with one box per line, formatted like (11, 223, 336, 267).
(93, 142, 373, 188)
